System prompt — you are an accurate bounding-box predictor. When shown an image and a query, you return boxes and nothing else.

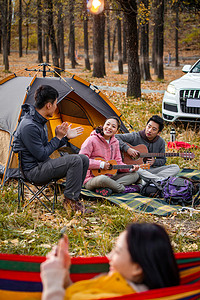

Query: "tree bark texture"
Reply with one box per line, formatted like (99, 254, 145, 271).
(139, 0, 151, 80)
(57, 1, 65, 70)
(37, 0, 43, 63)
(46, 35, 49, 63)
(111, 22, 117, 61)
(0, 0, 9, 70)
(117, 17, 123, 74)
(157, 0, 164, 80)
(106, 10, 111, 62)
(92, 13, 105, 78)
(101, 13, 106, 75)
(119, 1, 141, 98)
(19, 0, 23, 57)
(69, 0, 76, 69)
(25, 2, 29, 55)
(47, 0, 59, 74)
(175, 4, 179, 67)
(122, 18, 127, 63)
(7, 0, 12, 55)
(152, 0, 158, 74)
(83, 0, 91, 70)
(0, 17, 2, 54)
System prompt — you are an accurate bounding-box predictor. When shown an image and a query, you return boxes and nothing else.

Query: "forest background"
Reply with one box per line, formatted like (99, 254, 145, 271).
(0, 0, 200, 256)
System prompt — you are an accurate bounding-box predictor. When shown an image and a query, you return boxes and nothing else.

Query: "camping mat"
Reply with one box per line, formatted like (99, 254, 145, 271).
(81, 169, 200, 217)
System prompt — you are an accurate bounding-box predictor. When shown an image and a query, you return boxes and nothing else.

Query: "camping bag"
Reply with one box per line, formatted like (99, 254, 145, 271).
(162, 177, 194, 206)
(140, 176, 200, 206)
(140, 180, 163, 198)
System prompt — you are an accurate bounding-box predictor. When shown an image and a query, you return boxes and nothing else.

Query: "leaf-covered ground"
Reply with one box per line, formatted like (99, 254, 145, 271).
(0, 53, 200, 256)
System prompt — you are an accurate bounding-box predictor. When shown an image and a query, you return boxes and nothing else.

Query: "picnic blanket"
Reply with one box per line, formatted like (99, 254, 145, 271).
(81, 169, 200, 217)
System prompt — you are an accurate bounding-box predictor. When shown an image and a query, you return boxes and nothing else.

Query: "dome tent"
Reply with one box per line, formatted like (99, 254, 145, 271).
(0, 69, 128, 185)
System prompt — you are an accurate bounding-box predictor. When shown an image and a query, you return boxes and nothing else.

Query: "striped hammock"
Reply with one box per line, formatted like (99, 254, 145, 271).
(0, 252, 200, 300)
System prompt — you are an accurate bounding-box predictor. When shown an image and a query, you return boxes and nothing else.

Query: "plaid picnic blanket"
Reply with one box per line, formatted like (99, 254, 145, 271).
(81, 169, 200, 217)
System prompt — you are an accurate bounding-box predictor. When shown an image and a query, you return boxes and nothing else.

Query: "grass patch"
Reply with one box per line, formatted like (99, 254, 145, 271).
(0, 56, 200, 257)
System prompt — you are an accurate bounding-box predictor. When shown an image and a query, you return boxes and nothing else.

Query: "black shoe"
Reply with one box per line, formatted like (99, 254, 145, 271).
(95, 188, 112, 197)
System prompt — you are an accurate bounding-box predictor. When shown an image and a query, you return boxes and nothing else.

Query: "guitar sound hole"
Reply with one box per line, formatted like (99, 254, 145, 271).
(108, 164, 113, 170)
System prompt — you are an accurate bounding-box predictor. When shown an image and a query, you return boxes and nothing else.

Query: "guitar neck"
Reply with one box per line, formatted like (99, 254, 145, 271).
(140, 153, 181, 158)
(112, 164, 133, 170)
(112, 164, 148, 170)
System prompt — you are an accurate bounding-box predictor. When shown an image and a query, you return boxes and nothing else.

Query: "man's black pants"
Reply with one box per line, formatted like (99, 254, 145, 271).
(24, 154, 89, 201)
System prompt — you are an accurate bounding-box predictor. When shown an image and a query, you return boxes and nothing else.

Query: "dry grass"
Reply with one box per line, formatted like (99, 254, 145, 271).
(0, 52, 200, 256)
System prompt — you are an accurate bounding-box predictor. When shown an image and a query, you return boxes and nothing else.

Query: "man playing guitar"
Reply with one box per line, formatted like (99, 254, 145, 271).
(116, 115, 180, 184)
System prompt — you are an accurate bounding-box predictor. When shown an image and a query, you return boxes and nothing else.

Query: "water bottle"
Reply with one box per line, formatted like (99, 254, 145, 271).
(170, 128, 176, 142)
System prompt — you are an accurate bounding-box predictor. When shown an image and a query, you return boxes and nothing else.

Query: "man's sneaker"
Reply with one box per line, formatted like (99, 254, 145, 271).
(122, 184, 141, 194)
(95, 188, 113, 197)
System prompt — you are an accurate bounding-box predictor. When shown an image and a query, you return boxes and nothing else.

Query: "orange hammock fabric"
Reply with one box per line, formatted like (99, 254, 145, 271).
(0, 252, 200, 300)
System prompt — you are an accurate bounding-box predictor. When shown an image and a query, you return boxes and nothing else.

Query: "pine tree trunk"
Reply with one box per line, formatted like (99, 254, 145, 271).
(58, 1, 65, 70)
(19, 0, 23, 57)
(93, 13, 104, 78)
(122, 18, 127, 64)
(175, 4, 179, 67)
(107, 10, 111, 62)
(26, 19, 29, 54)
(157, 0, 164, 80)
(121, 1, 141, 98)
(140, 23, 151, 80)
(117, 17, 123, 74)
(101, 13, 106, 76)
(37, 0, 43, 63)
(69, 0, 76, 69)
(139, 0, 151, 80)
(0, 18, 2, 54)
(47, 0, 59, 74)
(1, 0, 9, 70)
(42, 30, 45, 56)
(7, 0, 12, 55)
(83, 0, 91, 70)
(111, 22, 117, 61)
(46, 35, 49, 63)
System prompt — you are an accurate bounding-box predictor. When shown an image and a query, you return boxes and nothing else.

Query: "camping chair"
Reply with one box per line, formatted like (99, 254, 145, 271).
(15, 151, 58, 213)
(0, 251, 200, 300)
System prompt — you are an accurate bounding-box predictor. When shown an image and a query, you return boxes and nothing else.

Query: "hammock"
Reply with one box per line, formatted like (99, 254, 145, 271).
(0, 252, 200, 300)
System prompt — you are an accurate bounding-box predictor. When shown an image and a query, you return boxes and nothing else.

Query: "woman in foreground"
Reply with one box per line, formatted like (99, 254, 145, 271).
(41, 223, 180, 300)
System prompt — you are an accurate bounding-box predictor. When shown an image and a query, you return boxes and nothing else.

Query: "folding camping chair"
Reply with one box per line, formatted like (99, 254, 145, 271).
(16, 151, 58, 213)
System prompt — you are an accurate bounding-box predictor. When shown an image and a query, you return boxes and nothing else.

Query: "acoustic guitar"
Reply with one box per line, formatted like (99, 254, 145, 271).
(122, 144, 195, 165)
(91, 157, 150, 177)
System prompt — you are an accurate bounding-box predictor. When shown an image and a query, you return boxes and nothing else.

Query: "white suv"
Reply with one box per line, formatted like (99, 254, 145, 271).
(162, 59, 200, 122)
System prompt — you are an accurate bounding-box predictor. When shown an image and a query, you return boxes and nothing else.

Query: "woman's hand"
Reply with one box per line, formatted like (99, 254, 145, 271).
(103, 161, 111, 170)
(40, 234, 72, 295)
(57, 234, 71, 270)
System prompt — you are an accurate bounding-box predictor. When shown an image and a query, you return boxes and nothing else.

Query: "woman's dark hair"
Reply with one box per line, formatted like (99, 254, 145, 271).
(147, 115, 164, 132)
(95, 116, 121, 136)
(35, 85, 59, 109)
(126, 223, 180, 289)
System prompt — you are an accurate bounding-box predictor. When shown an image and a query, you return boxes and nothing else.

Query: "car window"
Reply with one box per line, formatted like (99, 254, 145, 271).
(190, 61, 200, 73)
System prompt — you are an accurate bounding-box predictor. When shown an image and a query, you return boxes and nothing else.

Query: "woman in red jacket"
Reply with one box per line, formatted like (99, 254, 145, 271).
(79, 117, 140, 195)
